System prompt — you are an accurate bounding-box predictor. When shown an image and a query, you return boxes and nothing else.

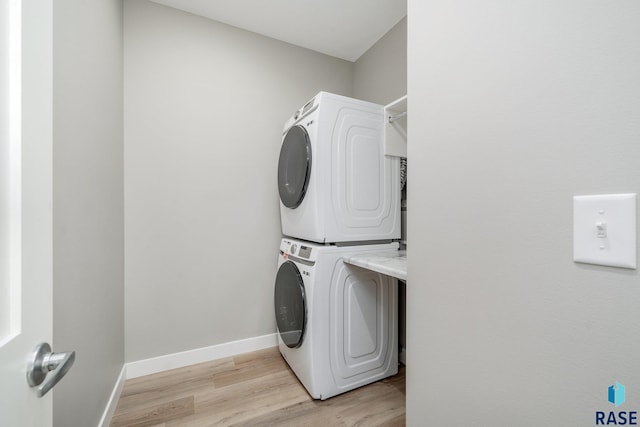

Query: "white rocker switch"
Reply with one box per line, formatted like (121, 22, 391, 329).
(573, 193, 637, 269)
(596, 221, 607, 238)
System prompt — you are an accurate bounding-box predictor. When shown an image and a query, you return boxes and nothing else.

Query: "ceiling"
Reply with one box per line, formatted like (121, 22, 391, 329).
(148, 0, 407, 62)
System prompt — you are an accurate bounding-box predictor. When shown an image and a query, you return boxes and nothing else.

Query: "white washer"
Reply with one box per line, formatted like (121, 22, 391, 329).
(274, 238, 398, 400)
(277, 92, 401, 244)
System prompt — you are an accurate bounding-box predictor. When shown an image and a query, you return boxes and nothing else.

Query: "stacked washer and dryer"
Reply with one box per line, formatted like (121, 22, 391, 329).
(274, 92, 401, 400)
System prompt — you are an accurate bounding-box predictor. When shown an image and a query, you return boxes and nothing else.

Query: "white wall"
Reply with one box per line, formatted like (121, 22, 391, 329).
(52, 0, 124, 426)
(407, 1, 640, 425)
(353, 17, 407, 106)
(124, 0, 353, 362)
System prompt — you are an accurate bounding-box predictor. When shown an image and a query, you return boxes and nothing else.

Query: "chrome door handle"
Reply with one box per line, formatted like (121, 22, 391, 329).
(26, 342, 76, 398)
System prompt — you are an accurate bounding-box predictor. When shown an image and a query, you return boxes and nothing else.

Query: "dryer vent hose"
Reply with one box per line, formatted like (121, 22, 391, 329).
(400, 158, 407, 190)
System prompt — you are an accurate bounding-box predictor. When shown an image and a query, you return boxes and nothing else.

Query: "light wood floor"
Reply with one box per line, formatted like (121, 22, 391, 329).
(110, 346, 405, 427)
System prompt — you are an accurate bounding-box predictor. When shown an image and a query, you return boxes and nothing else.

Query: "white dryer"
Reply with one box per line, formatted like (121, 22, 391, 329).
(277, 92, 401, 244)
(274, 238, 398, 400)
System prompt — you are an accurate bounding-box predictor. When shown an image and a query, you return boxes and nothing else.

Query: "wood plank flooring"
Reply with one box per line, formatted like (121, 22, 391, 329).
(110, 347, 405, 427)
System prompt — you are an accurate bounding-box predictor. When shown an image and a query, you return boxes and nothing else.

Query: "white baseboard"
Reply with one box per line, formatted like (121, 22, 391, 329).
(126, 333, 279, 379)
(95, 333, 279, 425)
(97, 364, 127, 427)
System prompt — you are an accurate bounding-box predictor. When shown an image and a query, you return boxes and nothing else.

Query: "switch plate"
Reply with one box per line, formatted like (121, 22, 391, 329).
(573, 193, 636, 269)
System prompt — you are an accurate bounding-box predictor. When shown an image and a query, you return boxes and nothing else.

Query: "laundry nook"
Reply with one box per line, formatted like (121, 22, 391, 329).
(3, 0, 639, 426)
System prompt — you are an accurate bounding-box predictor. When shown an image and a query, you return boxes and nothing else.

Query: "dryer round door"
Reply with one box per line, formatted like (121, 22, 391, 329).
(274, 260, 306, 348)
(278, 125, 311, 209)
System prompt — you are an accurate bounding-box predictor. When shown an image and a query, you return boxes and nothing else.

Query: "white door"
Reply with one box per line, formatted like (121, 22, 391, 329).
(0, 1, 60, 425)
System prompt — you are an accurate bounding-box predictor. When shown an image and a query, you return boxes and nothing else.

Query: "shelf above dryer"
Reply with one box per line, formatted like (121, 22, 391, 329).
(384, 95, 407, 158)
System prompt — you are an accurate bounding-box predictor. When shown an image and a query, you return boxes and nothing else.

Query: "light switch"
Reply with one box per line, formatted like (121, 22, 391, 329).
(573, 193, 636, 269)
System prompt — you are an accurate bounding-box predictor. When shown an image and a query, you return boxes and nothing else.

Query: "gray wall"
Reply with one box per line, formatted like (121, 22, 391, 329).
(124, 0, 353, 362)
(52, 0, 124, 426)
(353, 16, 407, 106)
(0, 0, 9, 340)
(407, 1, 640, 425)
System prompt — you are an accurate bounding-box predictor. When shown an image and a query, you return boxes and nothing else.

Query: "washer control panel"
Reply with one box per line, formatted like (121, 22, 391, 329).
(280, 239, 314, 260)
(298, 246, 312, 259)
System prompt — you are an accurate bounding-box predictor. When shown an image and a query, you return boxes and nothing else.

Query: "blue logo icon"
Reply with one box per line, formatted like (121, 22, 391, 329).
(609, 382, 626, 407)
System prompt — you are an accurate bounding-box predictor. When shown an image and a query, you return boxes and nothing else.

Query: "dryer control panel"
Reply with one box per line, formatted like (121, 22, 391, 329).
(282, 94, 321, 133)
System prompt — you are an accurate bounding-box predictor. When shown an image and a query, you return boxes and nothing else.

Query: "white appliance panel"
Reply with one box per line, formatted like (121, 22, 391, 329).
(279, 92, 400, 243)
(330, 263, 397, 389)
(275, 238, 398, 400)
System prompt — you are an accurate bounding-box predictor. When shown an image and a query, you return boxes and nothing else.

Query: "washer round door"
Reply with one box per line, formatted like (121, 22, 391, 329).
(274, 260, 306, 348)
(278, 125, 312, 209)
